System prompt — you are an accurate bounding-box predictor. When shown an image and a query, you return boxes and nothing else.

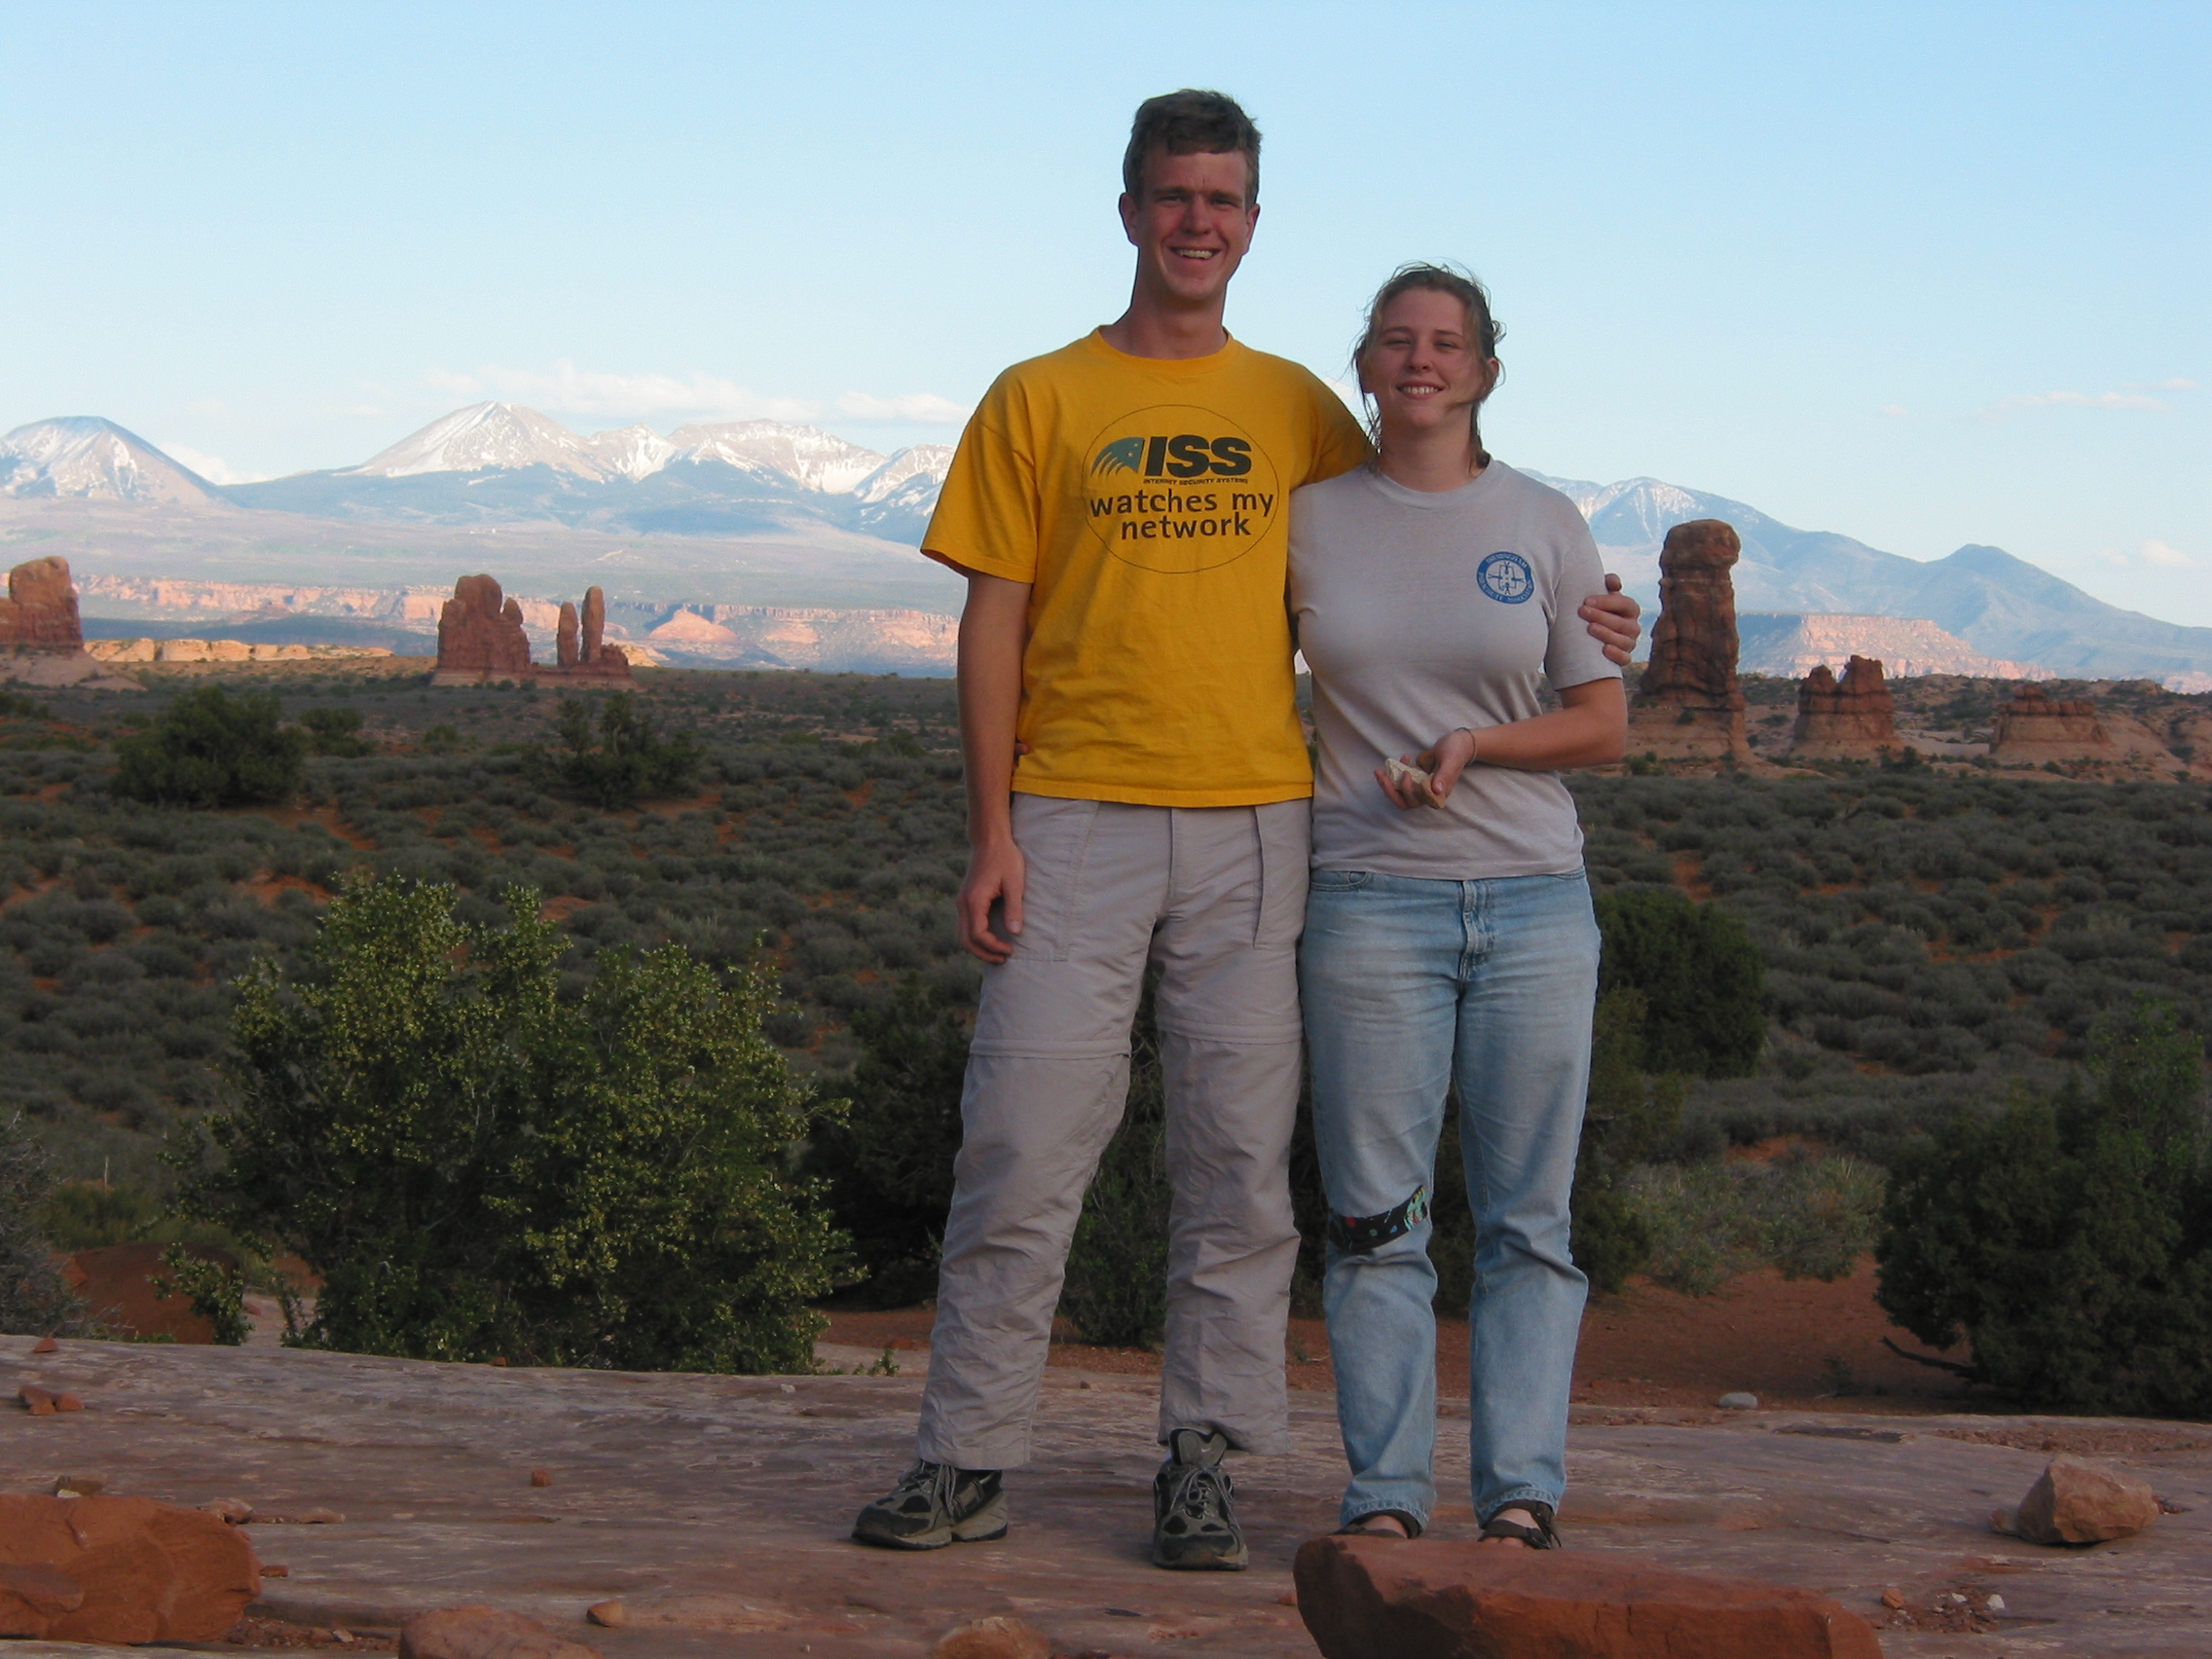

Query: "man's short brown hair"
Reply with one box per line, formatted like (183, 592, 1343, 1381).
(1122, 90, 1261, 203)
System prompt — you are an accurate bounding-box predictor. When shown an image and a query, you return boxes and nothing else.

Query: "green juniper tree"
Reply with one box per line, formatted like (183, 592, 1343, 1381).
(178, 875, 847, 1372)
(1877, 998, 2212, 1415)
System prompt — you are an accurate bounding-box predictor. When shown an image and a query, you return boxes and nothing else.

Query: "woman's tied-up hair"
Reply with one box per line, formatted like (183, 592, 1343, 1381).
(1123, 89, 1262, 203)
(1353, 262, 1505, 461)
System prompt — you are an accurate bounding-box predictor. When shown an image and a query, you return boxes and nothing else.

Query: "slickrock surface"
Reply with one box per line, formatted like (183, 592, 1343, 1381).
(1628, 519, 1751, 761)
(1789, 656, 1899, 757)
(2, 1334, 2207, 1656)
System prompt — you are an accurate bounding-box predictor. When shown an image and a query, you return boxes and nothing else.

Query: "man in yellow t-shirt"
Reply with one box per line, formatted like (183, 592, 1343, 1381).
(852, 90, 1641, 1570)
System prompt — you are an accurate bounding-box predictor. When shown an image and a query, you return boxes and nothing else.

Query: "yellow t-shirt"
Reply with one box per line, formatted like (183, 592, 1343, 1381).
(924, 330, 1371, 807)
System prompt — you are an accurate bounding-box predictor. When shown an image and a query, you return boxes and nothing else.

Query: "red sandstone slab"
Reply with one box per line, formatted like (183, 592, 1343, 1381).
(1294, 1533, 1882, 1659)
(0, 1494, 260, 1642)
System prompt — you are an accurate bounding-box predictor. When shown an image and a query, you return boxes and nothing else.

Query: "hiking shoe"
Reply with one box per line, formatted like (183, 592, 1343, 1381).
(1152, 1427, 1247, 1570)
(852, 1460, 1008, 1550)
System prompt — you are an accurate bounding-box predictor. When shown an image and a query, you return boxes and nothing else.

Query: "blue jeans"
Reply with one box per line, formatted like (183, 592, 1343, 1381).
(1301, 868, 1600, 1531)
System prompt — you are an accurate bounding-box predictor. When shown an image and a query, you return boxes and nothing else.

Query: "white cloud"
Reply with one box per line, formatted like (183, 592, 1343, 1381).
(2091, 538, 2195, 571)
(1978, 387, 2175, 418)
(831, 390, 972, 425)
(157, 442, 265, 485)
(1878, 403, 1910, 420)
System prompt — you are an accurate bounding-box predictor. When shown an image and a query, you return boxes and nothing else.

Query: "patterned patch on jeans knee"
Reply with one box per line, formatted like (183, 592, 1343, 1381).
(1327, 1185, 1429, 1253)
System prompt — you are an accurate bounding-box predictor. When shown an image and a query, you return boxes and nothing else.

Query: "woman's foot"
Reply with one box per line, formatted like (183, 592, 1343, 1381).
(1478, 1502, 1561, 1549)
(1481, 1506, 1538, 1546)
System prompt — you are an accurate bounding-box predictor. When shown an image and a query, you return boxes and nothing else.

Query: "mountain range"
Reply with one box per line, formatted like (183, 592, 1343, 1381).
(4, 407, 2210, 683)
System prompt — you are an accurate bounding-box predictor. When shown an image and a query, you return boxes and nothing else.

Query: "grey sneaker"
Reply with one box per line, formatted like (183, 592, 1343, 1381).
(852, 1460, 1008, 1550)
(1152, 1428, 1247, 1570)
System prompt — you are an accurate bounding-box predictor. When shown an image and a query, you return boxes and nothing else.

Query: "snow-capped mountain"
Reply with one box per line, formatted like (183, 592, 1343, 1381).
(348, 402, 614, 480)
(856, 443, 955, 504)
(664, 420, 888, 495)
(329, 402, 945, 507)
(583, 424, 678, 481)
(0, 417, 217, 504)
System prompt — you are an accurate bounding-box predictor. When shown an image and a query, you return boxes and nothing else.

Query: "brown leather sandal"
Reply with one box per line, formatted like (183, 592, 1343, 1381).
(1478, 1501, 1561, 1548)
(1336, 1509, 1423, 1539)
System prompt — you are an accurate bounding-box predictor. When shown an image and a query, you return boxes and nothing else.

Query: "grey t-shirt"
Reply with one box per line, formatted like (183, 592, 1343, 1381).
(1290, 460, 1621, 879)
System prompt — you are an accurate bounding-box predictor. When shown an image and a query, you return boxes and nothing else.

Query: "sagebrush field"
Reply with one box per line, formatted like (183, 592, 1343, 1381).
(5, 663, 2208, 1198)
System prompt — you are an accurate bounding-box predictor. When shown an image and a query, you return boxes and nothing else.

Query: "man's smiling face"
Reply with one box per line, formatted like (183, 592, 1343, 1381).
(1118, 147, 1258, 312)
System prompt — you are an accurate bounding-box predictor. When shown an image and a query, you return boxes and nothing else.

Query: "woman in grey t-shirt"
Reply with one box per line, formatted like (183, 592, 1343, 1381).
(1289, 265, 1628, 1548)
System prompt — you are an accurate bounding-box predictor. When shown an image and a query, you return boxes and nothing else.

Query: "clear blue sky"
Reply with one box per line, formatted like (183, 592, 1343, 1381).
(4, 2, 2206, 620)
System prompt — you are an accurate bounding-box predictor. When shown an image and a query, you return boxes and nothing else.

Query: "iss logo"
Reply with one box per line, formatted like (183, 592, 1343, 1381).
(1476, 551, 1533, 605)
(1083, 404, 1278, 573)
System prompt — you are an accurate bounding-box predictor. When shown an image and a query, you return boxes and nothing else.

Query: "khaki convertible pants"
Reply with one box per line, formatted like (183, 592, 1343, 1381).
(915, 795, 1309, 1469)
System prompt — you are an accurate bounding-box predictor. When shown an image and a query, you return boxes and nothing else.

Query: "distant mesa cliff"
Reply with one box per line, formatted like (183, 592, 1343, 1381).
(1739, 613, 2050, 681)
(70, 573, 955, 674)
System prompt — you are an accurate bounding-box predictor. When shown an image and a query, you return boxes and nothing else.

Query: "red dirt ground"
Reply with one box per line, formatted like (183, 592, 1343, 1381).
(825, 1256, 1975, 1414)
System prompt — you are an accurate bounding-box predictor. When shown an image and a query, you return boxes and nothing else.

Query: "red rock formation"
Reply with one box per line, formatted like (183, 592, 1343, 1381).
(1293, 1534, 1881, 1659)
(1788, 655, 1898, 756)
(2000, 683, 2102, 726)
(434, 575, 534, 684)
(556, 603, 579, 669)
(563, 585, 632, 682)
(1990, 682, 2111, 759)
(0, 557, 85, 652)
(1628, 519, 1750, 760)
(0, 1494, 259, 1641)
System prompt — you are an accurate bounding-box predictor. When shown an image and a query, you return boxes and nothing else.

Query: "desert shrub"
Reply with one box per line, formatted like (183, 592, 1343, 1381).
(38, 1179, 163, 1248)
(806, 975, 970, 1306)
(1625, 1155, 1883, 1295)
(0, 1113, 91, 1335)
(1060, 980, 1171, 1347)
(113, 686, 306, 808)
(299, 707, 374, 757)
(150, 1242, 249, 1345)
(1876, 1000, 2212, 1415)
(177, 875, 847, 1372)
(1570, 988, 1667, 1293)
(1595, 888, 1765, 1077)
(535, 693, 703, 809)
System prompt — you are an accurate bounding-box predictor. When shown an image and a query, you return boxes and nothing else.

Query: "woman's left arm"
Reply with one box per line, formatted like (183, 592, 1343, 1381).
(1376, 679, 1629, 810)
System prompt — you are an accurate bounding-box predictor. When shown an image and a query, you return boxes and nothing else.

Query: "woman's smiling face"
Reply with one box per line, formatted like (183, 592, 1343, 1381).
(1359, 286, 1498, 442)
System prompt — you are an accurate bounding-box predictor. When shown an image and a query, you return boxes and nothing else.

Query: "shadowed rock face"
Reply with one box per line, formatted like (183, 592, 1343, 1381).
(435, 575, 533, 679)
(0, 556, 84, 651)
(1790, 655, 1898, 756)
(556, 602, 578, 669)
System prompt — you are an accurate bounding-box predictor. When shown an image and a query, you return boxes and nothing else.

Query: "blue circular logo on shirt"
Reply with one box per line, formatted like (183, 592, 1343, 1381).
(1477, 551, 1533, 604)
